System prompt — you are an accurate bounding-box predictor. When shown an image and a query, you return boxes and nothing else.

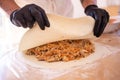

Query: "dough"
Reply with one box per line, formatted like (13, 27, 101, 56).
(17, 43, 114, 71)
(19, 14, 95, 51)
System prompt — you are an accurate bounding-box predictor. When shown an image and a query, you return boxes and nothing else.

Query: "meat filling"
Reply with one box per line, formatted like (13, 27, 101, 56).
(26, 39, 95, 62)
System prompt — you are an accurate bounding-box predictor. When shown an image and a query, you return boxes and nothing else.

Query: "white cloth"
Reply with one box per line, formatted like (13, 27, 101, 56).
(15, 0, 74, 17)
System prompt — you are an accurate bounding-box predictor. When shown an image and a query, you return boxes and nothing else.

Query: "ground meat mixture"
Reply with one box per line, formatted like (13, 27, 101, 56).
(26, 39, 95, 62)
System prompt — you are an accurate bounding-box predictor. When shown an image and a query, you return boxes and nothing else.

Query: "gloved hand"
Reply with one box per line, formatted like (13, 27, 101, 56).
(10, 4, 50, 30)
(85, 5, 109, 37)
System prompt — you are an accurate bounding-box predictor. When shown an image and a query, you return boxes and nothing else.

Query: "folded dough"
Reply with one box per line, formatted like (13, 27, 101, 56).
(19, 14, 95, 51)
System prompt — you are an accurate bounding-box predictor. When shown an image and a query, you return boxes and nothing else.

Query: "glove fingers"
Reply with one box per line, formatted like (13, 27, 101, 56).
(97, 12, 109, 37)
(96, 16, 105, 37)
(11, 18, 21, 27)
(93, 14, 102, 37)
(23, 11, 35, 28)
(30, 7, 45, 30)
(14, 14, 27, 28)
(36, 7, 50, 27)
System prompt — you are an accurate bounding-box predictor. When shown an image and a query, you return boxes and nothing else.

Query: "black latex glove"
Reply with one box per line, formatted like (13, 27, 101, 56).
(10, 4, 50, 30)
(85, 5, 109, 37)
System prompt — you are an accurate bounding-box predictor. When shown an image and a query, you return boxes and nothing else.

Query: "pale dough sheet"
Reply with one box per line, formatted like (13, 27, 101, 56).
(17, 42, 119, 71)
(19, 14, 95, 51)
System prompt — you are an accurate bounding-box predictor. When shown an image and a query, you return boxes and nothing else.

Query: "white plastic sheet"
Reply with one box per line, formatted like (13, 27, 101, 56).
(0, 37, 120, 80)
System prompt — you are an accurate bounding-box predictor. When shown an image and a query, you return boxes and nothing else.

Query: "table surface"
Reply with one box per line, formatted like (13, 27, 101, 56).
(0, 5, 120, 80)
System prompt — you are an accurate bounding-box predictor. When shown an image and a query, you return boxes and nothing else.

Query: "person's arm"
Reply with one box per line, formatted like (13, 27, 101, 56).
(80, 0, 96, 8)
(80, 0, 109, 37)
(0, 0, 50, 29)
(0, 0, 20, 15)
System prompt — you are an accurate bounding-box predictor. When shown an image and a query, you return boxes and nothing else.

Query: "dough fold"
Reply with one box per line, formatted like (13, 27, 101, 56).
(19, 14, 95, 51)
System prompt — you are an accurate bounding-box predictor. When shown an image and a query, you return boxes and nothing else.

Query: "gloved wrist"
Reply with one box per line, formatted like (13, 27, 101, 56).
(85, 5, 98, 15)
